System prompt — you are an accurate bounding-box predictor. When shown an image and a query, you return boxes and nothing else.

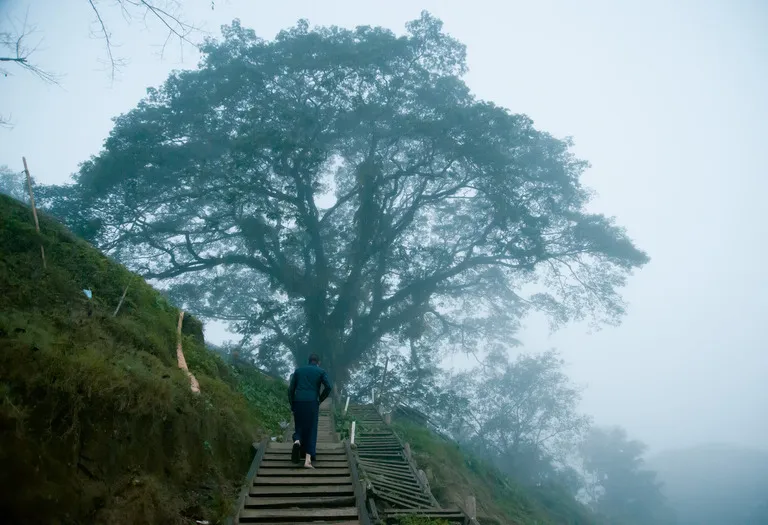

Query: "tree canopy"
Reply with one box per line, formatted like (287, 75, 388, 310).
(43, 13, 648, 381)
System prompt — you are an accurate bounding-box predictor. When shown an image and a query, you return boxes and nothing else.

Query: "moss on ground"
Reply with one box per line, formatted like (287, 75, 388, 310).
(0, 195, 289, 524)
(392, 420, 599, 525)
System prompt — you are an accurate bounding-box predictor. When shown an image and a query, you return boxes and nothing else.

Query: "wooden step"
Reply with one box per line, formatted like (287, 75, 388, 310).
(245, 495, 356, 508)
(257, 467, 351, 476)
(261, 455, 348, 463)
(260, 460, 349, 468)
(268, 443, 343, 451)
(253, 476, 353, 485)
(250, 485, 355, 496)
(239, 507, 359, 521)
(264, 452, 347, 462)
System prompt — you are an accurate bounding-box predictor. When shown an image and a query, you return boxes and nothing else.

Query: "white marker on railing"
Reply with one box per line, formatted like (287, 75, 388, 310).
(350, 421, 356, 445)
(344, 396, 350, 415)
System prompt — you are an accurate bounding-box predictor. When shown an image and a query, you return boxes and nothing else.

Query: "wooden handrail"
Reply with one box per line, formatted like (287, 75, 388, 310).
(227, 437, 268, 525)
(345, 439, 372, 525)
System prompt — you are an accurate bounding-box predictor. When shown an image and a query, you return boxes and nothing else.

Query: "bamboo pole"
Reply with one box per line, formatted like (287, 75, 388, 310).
(22, 157, 46, 269)
(176, 311, 201, 393)
(112, 280, 131, 317)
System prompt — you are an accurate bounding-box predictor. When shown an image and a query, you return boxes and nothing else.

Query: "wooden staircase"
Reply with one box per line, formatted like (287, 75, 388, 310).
(235, 401, 369, 524)
(347, 404, 466, 524)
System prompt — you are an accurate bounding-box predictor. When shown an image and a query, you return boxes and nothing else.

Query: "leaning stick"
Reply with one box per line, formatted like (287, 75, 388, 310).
(22, 157, 46, 269)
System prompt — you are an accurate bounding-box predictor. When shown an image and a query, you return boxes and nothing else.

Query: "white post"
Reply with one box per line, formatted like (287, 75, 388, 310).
(465, 495, 477, 520)
(344, 396, 350, 415)
(371, 388, 375, 404)
(350, 421, 356, 445)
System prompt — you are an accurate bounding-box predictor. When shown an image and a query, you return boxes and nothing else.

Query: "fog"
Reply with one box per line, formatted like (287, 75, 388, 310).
(1, 0, 766, 459)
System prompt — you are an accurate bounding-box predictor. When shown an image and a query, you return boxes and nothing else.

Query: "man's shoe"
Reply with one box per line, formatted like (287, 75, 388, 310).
(291, 441, 301, 464)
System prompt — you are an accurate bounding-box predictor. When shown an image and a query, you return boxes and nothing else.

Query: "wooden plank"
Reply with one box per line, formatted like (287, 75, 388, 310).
(373, 488, 432, 510)
(357, 457, 409, 466)
(262, 454, 348, 462)
(385, 509, 466, 517)
(369, 479, 432, 503)
(263, 450, 347, 458)
(239, 507, 359, 520)
(242, 522, 358, 525)
(269, 442, 343, 451)
(360, 464, 415, 478)
(260, 460, 348, 468)
(257, 467, 350, 476)
(244, 495, 355, 508)
(250, 485, 354, 496)
(253, 475, 352, 485)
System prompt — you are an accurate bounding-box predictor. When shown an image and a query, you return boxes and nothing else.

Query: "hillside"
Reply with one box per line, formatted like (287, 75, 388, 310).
(1, 192, 603, 525)
(390, 420, 600, 525)
(0, 194, 291, 524)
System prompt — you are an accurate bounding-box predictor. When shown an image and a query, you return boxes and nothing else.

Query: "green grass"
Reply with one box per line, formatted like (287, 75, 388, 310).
(0, 194, 289, 524)
(392, 420, 599, 525)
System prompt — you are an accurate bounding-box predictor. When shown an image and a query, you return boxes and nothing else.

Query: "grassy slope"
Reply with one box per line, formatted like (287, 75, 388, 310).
(392, 421, 599, 525)
(0, 195, 290, 524)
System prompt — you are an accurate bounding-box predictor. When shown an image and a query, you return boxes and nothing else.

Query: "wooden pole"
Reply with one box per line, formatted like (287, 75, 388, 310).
(379, 354, 389, 404)
(176, 311, 201, 393)
(344, 396, 350, 415)
(22, 157, 46, 269)
(350, 421, 356, 445)
(112, 281, 131, 317)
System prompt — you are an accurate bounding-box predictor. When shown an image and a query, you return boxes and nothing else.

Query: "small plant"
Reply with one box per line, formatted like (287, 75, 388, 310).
(398, 517, 450, 525)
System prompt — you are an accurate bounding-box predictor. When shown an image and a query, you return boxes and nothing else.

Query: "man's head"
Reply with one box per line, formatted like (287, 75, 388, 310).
(308, 353, 320, 365)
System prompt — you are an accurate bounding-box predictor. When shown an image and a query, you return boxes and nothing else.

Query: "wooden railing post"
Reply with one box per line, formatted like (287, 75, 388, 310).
(344, 395, 350, 415)
(465, 495, 477, 521)
(350, 421, 356, 445)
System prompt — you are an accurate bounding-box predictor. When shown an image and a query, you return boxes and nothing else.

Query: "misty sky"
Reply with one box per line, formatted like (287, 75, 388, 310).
(1, 0, 766, 454)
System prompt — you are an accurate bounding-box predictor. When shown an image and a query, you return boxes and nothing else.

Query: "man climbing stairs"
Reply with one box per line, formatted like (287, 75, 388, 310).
(236, 401, 368, 524)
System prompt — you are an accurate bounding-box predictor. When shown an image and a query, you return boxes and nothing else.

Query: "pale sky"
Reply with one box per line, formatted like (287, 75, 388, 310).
(1, 0, 766, 454)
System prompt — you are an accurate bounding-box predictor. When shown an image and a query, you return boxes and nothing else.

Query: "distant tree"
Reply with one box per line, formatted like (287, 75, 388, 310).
(41, 14, 648, 382)
(0, 165, 27, 202)
(445, 350, 591, 486)
(582, 426, 677, 525)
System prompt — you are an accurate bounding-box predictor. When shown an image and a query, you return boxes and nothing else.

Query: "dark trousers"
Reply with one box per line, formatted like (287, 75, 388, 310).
(292, 400, 319, 460)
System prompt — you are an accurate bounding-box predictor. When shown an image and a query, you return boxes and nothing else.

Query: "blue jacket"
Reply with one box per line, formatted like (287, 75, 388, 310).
(289, 363, 333, 406)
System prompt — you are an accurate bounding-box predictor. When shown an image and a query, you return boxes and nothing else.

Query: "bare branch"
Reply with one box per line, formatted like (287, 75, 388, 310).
(87, 0, 120, 81)
(0, 9, 60, 84)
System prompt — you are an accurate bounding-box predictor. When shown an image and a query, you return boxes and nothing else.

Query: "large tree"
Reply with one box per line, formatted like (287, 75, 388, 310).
(42, 14, 648, 381)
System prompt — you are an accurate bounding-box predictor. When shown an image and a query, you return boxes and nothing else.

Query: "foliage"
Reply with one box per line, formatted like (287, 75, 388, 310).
(0, 165, 27, 202)
(0, 194, 286, 523)
(40, 13, 648, 382)
(447, 350, 591, 486)
(581, 426, 677, 525)
(397, 517, 450, 525)
(231, 364, 292, 435)
(393, 420, 600, 525)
